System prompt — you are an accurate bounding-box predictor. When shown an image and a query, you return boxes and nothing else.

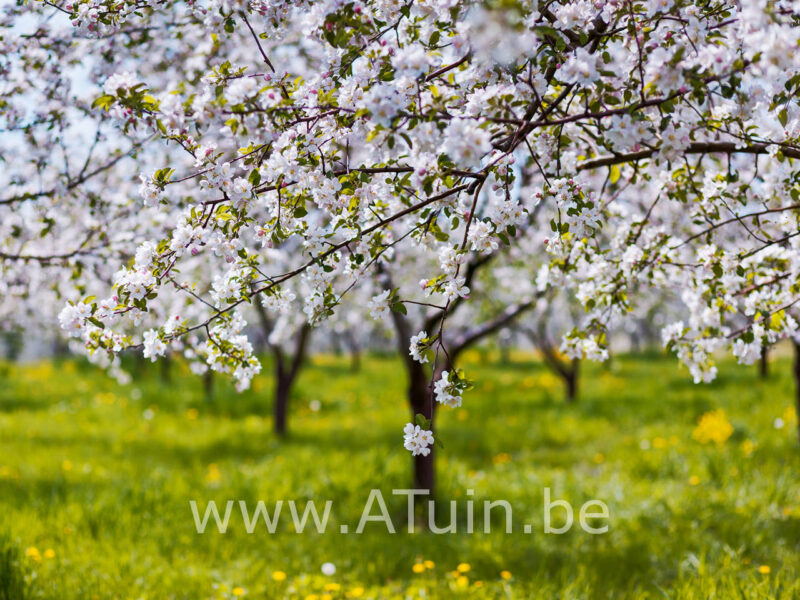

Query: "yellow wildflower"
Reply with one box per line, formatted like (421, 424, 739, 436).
(493, 453, 511, 465)
(205, 463, 221, 485)
(25, 547, 41, 562)
(740, 439, 755, 457)
(692, 409, 733, 445)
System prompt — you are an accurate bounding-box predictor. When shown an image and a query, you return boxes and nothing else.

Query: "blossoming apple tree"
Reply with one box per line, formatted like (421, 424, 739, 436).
(5, 0, 800, 486)
(0, 0, 172, 371)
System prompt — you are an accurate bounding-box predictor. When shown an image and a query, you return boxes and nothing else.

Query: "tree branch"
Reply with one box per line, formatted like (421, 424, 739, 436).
(578, 141, 800, 172)
(449, 298, 538, 362)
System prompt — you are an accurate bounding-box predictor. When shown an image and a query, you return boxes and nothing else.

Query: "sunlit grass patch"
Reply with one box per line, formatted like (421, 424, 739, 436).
(0, 352, 798, 598)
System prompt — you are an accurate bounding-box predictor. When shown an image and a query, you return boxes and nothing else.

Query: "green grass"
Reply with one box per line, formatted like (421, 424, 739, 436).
(0, 350, 799, 599)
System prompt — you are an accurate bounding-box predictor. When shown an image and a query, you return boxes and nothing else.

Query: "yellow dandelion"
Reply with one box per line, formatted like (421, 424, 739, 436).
(457, 563, 471, 573)
(456, 576, 469, 588)
(272, 570, 287, 582)
(304, 595, 319, 600)
(186, 408, 199, 420)
(321, 595, 333, 600)
(61, 460, 73, 472)
(205, 463, 221, 484)
(324, 583, 340, 592)
(25, 547, 41, 562)
(474, 581, 483, 588)
(740, 439, 755, 458)
(653, 437, 667, 449)
(43, 549, 55, 559)
(692, 409, 733, 445)
(493, 453, 511, 465)
(232, 587, 245, 596)
(689, 475, 701, 486)
(593, 453, 604, 464)
(348, 588, 364, 598)
(423, 560, 435, 569)
(500, 570, 512, 580)
(758, 565, 771, 574)
(412, 563, 426, 574)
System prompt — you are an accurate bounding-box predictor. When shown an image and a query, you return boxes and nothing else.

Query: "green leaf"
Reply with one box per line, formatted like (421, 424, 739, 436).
(778, 107, 788, 128)
(91, 94, 116, 110)
(414, 413, 431, 430)
(609, 164, 621, 184)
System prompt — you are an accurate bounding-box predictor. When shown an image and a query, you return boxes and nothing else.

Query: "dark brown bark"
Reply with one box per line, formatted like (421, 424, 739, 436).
(271, 324, 311, 437)
(565, 361, 579, 402)
(253, 297, 312, 436)
(759, 347, 769, 379)
(389, 298, 438, 495)
(273, 369, 291, 436)
(409, 362, 436, 494)
(203, 368, 214, 402)
(528, 327, 580, 403)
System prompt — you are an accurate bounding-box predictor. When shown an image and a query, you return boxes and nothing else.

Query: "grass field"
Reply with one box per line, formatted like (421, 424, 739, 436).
(1, 350, 799, 599)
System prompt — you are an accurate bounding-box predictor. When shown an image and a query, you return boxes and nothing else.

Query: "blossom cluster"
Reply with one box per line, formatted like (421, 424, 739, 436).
(403, 423, 434, 457)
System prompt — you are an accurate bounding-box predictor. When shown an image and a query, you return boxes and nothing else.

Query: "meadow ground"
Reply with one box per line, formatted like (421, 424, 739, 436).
(0, 350, 799, 599)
